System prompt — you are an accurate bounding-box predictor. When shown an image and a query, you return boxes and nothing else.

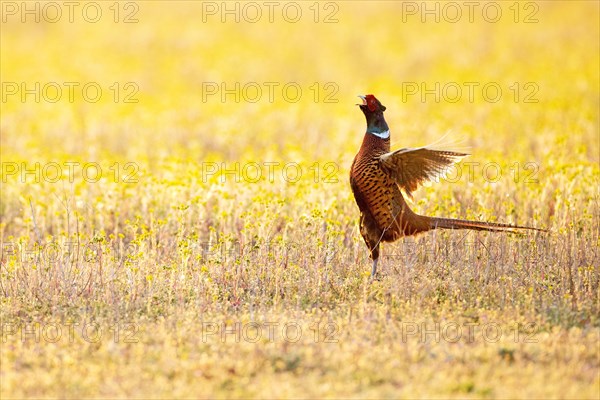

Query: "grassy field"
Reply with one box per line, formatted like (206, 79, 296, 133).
(1, 1, 599, 398)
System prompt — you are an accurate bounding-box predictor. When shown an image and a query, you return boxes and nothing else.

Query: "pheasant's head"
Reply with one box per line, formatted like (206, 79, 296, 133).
(357, 94, 389, 137)
(358, 94, 386, 113)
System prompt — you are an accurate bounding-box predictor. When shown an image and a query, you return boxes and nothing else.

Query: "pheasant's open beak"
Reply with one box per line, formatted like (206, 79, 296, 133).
(356, 95, 367, 106)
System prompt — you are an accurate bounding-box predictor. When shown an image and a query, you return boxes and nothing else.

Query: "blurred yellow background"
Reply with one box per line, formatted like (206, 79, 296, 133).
(2, 1, 598, 164)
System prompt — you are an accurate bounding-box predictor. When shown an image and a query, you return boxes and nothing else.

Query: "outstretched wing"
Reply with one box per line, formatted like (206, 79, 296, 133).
(378, 147, 468, 199)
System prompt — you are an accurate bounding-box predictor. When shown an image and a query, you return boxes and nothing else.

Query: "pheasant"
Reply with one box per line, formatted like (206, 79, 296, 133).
(350, 94, 544, 276)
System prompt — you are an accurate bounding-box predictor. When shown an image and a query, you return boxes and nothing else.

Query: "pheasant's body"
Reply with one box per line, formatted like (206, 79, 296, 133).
(350, 94, 544, 276)
(350, 134, 429, 258)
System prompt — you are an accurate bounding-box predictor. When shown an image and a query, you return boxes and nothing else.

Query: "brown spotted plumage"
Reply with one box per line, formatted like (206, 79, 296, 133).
(350, 94, 544, 276)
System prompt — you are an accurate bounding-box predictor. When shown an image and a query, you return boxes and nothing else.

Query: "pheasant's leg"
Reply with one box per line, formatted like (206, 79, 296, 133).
(371, 258, 379, 277)
(359, 214, 382, 277)
(369, 243, 380, 277)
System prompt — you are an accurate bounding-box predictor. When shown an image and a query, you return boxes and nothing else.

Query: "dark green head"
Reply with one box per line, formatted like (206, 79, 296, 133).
(358, 94, 389, 137)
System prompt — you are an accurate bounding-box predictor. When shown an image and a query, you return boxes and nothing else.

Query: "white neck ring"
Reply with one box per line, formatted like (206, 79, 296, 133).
(369, 129, 390, 139)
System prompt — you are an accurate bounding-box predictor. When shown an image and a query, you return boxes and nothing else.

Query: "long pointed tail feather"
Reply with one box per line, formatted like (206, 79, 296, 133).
(429, 217, 546, 234)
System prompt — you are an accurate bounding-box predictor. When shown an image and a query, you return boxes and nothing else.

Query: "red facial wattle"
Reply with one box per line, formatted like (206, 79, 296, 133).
(365, 94, 378, 112)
